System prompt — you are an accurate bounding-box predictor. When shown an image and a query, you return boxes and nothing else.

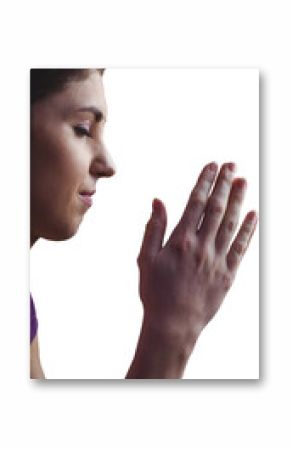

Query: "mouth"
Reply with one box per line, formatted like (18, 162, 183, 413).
(79, 190, 95, 207)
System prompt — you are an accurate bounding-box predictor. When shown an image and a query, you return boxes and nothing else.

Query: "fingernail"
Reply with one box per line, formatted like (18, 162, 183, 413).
(247, 210, 258, 222)
(152, 198, 161, 215)
(209, 162, 218, 172)
(235, 178, 247, 189)
(228, 162, 236, 172)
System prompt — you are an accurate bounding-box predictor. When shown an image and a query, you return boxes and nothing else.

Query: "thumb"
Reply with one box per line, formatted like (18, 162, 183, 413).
(137, 198, 167, 265)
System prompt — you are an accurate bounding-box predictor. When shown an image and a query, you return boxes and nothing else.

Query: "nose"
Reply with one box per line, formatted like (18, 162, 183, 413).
(90, 144, 116, 179)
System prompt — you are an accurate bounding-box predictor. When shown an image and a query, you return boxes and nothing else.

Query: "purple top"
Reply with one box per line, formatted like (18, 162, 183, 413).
(30, 294, 38, 343)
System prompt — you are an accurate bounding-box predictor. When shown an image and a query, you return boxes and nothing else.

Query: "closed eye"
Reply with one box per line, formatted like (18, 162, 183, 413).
(74, 125, 91, 138)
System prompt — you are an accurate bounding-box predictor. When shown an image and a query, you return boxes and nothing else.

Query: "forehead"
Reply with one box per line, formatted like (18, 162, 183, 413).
(36, 71, 108, 120)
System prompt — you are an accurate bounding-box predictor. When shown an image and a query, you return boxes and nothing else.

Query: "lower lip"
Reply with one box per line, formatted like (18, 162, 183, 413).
(79, 194, 93, 207)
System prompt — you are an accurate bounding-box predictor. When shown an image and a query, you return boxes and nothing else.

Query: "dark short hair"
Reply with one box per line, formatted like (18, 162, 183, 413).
(30, 68, 105, 104)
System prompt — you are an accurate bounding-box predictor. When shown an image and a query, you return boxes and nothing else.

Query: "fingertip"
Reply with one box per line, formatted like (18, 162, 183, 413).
(227, 162, 236, 172)
(233, 177, 247, 189)
(152, 198, 160, 211)
(247, 210, 258, 223)
(208, 161, 218, 172)
(152, 198, 165, 217)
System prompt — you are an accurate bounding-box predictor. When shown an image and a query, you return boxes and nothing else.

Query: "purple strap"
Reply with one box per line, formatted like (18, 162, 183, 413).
(30, 294, 38, 343)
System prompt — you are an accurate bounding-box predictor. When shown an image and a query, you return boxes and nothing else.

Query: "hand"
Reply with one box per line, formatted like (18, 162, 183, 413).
(137, 162, 258, 357)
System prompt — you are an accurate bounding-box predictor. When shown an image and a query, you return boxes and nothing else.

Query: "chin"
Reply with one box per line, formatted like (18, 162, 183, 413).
(41, 218, 83, 242)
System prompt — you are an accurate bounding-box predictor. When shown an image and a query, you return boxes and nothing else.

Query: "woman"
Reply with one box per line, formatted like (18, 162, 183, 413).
(30, 68, 258, 379)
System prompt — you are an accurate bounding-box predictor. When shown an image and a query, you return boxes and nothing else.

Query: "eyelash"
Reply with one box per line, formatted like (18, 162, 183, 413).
(74, 125, 91, 138)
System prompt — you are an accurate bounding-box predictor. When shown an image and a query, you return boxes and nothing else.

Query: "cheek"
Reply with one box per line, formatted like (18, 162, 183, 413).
(31, 129, 89, 212)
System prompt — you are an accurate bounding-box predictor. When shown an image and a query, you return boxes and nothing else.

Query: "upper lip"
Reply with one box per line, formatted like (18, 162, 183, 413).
(79, 189, 96, 196)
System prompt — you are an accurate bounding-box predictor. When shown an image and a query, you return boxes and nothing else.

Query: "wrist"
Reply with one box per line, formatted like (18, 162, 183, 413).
(126, 314, 197, 379)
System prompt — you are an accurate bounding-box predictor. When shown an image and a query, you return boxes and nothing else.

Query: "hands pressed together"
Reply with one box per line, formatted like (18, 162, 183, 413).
(127, 162, 258, 379)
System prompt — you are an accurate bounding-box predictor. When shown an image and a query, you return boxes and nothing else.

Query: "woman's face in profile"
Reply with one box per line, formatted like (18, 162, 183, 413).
(31, 71, 115, 244)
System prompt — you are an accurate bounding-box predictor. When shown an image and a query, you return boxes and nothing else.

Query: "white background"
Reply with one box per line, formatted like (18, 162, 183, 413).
(1, 0, 288, 448)
(30, 68, 259, 379)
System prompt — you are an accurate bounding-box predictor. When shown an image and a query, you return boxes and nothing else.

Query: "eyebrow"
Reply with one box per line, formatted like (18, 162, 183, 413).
(75, 106, 107, 123)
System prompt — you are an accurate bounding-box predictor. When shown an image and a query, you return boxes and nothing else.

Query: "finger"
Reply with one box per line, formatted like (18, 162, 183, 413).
(198, 162, 236, 242)
(215, 178, 247, 253)
(176, 162, 218, 235)
(226, 210, 258, 272)
(137, 198, 167, 266)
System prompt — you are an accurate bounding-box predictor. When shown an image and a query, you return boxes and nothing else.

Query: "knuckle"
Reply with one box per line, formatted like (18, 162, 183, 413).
(243, 222, 253, 234)
(145, 217, 159, 234)
(233, 241, 244, 255)
(226, 253, 236, 271)
(227, 219, 237, 232)
(220, 173, 230, 185)
(145, 220, 151, 231)
(147, 217, 157, 228)
(194, 247, 206, 267)
(222, 273, 232, 292)
(208, 197, 224, 215)
(232, 191, 244, 204)
(172, 233, 194, 254)
(191, 190, 206, 207)
(215, 269, 233, 292)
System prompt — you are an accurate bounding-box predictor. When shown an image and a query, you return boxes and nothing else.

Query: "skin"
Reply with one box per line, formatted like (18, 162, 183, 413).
(30, 70, 115, 247)
(30, 335, 45, 379)
(126, 162, 258, 378)
(30, 71, 116, 377)
(30, 71, 258, 379)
